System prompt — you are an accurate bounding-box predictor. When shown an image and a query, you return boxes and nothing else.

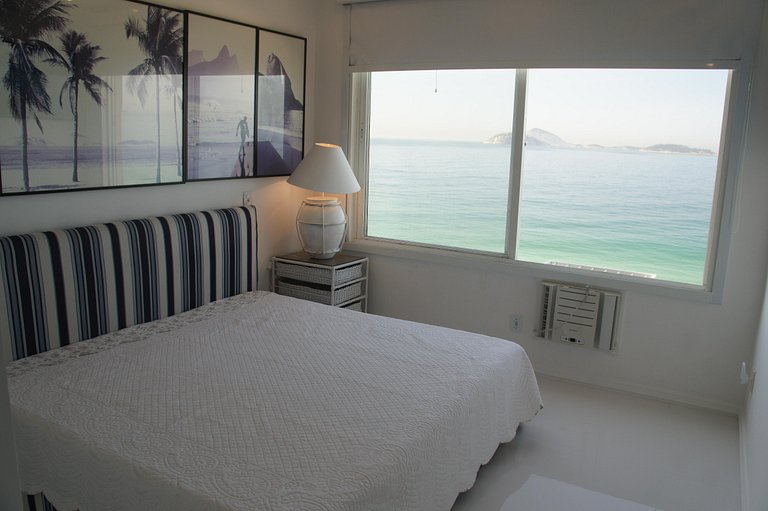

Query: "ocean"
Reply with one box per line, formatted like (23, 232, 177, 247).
(367, 139, 718, 285)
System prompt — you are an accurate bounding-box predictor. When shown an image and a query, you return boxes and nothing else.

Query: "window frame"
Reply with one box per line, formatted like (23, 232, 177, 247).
(347, 63, 745, 300)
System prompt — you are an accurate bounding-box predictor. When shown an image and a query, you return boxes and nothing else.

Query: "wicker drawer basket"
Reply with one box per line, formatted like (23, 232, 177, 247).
(274, 261, 363, 286)
(277, 280, 363, 306)
(341, 300, 364, 312)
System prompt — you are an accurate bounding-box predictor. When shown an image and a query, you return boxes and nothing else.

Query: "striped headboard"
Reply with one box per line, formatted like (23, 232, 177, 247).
(0, 206, 258, 362)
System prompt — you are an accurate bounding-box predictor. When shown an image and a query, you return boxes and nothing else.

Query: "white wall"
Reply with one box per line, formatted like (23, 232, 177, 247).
(317, 0, 768, 412)
(740, 6, 768, 510)
(315, 2, 348, 145)
(743, 279, 768, 511)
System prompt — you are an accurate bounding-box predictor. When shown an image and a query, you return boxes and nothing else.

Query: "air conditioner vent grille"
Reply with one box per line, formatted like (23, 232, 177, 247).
(538, 281, 621, 351)
(540, 284, 552, 335)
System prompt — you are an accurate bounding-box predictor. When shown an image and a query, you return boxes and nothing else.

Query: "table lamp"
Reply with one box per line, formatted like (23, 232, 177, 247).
(287, 143, 361, 259)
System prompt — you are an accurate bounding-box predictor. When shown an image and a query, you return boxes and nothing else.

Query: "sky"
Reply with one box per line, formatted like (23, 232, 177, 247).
(369, 68, 730, 152)
(189, 13, 256, 71)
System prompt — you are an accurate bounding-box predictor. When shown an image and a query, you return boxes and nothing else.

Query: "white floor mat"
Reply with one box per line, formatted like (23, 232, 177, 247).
(501, 475, 662, 511)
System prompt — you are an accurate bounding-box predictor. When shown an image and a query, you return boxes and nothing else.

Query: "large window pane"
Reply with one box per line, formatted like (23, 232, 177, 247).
(518, 69, 729, 285)
(367, 70, 516, 253)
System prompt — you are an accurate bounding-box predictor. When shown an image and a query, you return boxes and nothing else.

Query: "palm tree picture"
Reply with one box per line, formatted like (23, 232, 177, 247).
(0, 0, 186, 194)
(166, 69, 182, 177)
(48, 30, 111, 182)
(0, 0, 71, 192)
(124, 5, 183, 183)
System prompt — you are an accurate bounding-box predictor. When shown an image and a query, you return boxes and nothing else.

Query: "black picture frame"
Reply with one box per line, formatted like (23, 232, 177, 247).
(185, 12, 257, 181)
(0, 0, 185, 195)
(256, 28, 307, 177)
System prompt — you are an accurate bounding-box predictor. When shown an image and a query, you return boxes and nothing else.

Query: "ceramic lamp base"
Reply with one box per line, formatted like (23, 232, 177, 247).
(296, 197, 347, 259)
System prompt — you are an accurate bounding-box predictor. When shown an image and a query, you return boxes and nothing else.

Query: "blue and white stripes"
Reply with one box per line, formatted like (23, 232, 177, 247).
(24, 493, 56, 511)
(0, 206, 258, 362)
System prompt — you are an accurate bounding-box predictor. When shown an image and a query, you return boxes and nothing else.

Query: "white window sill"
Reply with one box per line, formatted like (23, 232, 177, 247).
(343, 237, 722, 304)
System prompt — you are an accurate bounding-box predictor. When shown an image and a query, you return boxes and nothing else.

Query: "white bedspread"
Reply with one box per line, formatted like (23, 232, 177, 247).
(8, 291, 542, 511)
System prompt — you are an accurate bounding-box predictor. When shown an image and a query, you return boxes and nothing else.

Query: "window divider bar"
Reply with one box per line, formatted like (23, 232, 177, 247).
(348, 72, 372, 241)
(702, 68, 737, 292)
(505, 69, 528, 259)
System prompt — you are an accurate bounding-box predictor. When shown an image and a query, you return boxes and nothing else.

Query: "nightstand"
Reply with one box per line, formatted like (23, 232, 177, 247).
(271, 252, 368, 312)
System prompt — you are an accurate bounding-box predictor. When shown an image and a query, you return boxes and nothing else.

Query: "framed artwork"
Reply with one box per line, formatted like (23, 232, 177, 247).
(186, 12, 256, 181)
(0, 0, 185, 195)
(256, 29, 306, 177)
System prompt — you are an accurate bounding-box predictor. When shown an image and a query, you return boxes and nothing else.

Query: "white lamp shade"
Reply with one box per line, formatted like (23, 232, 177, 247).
(287, 143, 361, 194)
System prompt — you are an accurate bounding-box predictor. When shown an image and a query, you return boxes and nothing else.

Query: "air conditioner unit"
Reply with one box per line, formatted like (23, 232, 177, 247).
(538, 281, 621, 351)
(336, 0, 388, 4)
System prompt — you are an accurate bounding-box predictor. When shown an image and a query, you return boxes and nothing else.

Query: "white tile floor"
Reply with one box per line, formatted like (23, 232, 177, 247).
(452, 376, 741, 511)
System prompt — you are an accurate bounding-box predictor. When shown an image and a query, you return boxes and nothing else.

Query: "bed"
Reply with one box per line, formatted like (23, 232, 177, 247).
(1, 206, 542, 511)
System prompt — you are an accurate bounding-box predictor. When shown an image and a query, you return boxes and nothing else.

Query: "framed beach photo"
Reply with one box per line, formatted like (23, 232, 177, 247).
(186, 12, 256, 181)
(0, 0, 185, 195)
(256, 29, 306, 177)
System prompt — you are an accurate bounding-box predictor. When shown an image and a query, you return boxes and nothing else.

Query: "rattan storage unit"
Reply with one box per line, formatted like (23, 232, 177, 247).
(271, 252, 368, 312)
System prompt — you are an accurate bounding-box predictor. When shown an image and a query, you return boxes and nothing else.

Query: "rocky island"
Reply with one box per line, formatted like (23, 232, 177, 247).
(485, 128, 717, 156)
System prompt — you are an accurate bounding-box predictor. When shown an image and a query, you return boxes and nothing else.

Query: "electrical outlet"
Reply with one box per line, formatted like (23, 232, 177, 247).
(510, 315, 522, 333)
(242, 192, 252, 207)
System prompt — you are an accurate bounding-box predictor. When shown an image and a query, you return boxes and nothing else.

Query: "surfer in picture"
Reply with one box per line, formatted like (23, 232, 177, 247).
(236, 116, 250, 153)
(236, 116, 250, 177)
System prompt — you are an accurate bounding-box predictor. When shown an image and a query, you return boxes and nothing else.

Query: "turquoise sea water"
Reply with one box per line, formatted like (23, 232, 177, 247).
(367, 139, 718, 285)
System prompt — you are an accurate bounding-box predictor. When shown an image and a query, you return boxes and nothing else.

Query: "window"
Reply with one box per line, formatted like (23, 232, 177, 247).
(353, 68, 732, 288)
(365, 69, 516, 253)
